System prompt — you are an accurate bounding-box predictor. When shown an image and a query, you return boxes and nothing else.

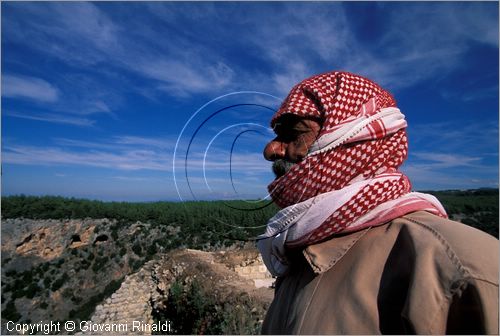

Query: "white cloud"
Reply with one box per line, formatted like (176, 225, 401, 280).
(4, 110, 94, 127)
(410, 152, 482, 168)
(3, 136, 270, 175)
(111, 176, 150, 182)
(54, 136, 174, 152)
(349, 3, 498, 90)
(113, 136, 173, 149)
(402, 119, 498, 189)
(3, 2, 120, 66)
(142, 60, 235, 97)
(14, 2, 236, 98)
(239, 2, 498, 94)
(86, 100, 112, 115)
(184, 152, 271, 173)
(402, 164, 497, 190)
(408, 121, 499, 156)
(2, 74, 59, 103)
(272, 62, 311, 97)
(51, 2, 120, 52)
(441, 84, 499, 103)
(4, 135, 177, 172)
(4, 2, 498, 106)
(3, 144, 170, 171)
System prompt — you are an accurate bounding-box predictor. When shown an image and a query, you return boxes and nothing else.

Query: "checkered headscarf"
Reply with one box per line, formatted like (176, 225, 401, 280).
(265, 71, 445, 248)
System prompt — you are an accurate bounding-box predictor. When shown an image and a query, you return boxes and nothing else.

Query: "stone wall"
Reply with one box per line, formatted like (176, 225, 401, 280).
(233, 255, 273, 288)
(78, 259, 158, 335)
(79, 248, 273, 335)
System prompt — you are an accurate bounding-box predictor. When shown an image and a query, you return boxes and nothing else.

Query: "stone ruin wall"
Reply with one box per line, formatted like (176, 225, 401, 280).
(233, 255, 273, 288)
(79, 250, 273, 335)
(78, 259, 158, 335)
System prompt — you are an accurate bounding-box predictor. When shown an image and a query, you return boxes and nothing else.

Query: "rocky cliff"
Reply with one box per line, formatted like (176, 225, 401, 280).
(1, 218, 273, 335)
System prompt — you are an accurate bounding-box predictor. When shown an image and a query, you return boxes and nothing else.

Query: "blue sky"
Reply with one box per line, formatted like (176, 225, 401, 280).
(2, 2, 499, 202)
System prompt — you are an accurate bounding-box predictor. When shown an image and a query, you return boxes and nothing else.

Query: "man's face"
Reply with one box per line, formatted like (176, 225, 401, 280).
(263, 115, 321, 178)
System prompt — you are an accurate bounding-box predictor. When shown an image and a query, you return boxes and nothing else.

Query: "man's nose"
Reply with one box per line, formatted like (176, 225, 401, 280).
(263, 139, 286, 161)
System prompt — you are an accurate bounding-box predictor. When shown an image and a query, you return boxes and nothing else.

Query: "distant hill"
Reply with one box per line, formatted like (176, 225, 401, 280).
(2, 190, 498, 238)
(423, 188, 498, 237)
(1, 196, 279, 247)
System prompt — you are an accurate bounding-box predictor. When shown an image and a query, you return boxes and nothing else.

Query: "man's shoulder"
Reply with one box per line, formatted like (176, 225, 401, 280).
(396, 210, 497, 246)
(392, 211, 498, 284)
(303, 211, 498, 281)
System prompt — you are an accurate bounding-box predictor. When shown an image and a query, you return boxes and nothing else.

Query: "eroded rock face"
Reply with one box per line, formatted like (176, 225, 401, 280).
(1, 218, 129, 334)
(3, 219, 103, 262)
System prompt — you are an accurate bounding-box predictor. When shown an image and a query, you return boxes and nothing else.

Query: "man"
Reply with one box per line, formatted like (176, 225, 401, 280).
(257, 71, 499, 334)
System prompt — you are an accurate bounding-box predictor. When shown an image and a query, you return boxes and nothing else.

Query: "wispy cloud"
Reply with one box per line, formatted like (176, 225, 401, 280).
(408, 120, 499, 156)
(140, 60, 235, 97)
(3, 2, 120, 66)
(402, 164, 498, 190)
(54, 136, 173, 151)
(348, 3, 498, 90)
(404, 119, 498, 189)
(3, 136, 270, 175)
(5, 2, 497, 99)
(4, 110, 95, 127)
(404, 150, 497, 190)
(111, 176, 151, 182)
(250, 2, 497, 94)
(4, 2, 239, 99)
(3, 144, 170, 171)
(113, 136, 173, 149)
(2, 2, 497, 199)
(182, 152, 271, 173)
(2, 74, 59, 103)
(411, 152, 482, 169)
(441, 84, 499, 102)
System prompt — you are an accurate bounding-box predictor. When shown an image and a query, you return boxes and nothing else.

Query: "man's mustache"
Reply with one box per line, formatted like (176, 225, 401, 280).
(272, 159, 295, 178)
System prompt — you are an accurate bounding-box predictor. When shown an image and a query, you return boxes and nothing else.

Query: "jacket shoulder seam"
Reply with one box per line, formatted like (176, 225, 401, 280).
(303, 227, 371, 274)
(401, 215, 471, 282)
(469, 276, 499, 287)
(323, 227, 371, 272)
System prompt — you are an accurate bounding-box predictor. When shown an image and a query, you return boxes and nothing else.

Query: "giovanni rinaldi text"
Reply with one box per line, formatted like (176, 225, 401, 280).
(5, 320, 173, 334)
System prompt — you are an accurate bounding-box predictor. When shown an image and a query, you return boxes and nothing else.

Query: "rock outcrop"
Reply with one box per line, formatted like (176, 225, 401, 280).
(2, 218, 103, 266)
(2, 218, 273, 335)
(82, 248, 273, 335)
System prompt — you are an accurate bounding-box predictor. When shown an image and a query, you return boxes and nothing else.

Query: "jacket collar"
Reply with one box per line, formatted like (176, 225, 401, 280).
(302, 227, 371, 274)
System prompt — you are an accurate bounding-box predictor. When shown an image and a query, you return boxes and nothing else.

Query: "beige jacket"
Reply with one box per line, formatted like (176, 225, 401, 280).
(262, 211, 499, 334)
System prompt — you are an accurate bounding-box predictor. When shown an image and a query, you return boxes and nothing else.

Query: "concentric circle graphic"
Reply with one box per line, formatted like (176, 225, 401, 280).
(172, 91, 284, 238)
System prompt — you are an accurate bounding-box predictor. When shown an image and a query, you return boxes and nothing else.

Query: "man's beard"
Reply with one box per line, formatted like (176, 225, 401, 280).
(272, 159, 296, 178)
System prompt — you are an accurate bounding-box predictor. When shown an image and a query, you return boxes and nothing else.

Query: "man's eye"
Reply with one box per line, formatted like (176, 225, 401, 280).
(280, 130, 306, 142)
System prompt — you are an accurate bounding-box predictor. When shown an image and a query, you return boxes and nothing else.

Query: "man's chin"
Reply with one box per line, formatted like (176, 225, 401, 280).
(272, 159, 295, 179)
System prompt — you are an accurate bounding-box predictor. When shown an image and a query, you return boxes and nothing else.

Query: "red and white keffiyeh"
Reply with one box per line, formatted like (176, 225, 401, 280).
(258, 71, 447, 276)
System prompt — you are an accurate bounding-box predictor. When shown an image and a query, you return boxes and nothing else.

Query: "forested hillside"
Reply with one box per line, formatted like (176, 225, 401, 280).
(426, 189, 498, 236)
(1, 196, 279, 247)
(2, 189, 498, 238)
